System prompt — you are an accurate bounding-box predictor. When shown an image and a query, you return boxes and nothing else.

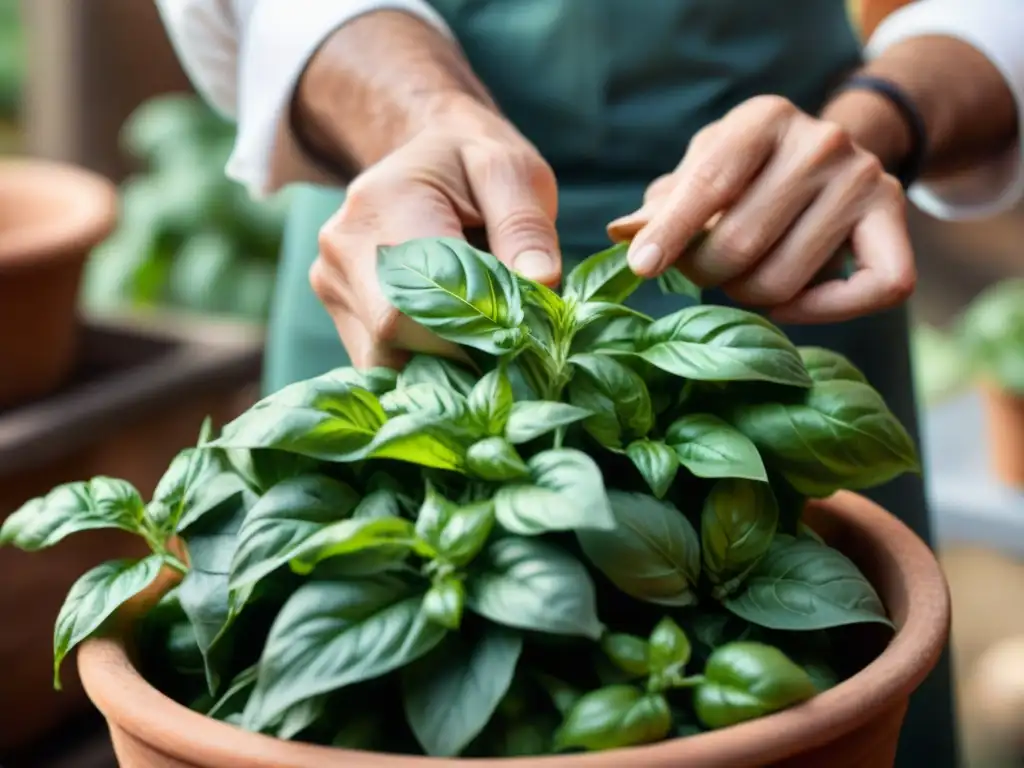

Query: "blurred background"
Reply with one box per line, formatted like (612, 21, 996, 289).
(1, 2, 1023, 767)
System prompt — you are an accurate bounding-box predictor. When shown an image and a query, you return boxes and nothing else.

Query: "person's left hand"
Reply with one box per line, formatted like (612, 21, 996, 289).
(607, 95, 916, 324)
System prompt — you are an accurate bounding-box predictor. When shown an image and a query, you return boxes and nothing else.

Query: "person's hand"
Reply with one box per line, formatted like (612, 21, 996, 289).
(312, 95, 559, 368)
(607, 95, 916, 324)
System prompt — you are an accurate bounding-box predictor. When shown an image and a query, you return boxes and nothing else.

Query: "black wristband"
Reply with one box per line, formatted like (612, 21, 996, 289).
(832, 74, 928, 189)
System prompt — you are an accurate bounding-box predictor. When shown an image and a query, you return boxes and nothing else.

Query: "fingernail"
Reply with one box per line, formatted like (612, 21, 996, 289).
(628, 242, 663, 274)
(512, 250, 554, 280)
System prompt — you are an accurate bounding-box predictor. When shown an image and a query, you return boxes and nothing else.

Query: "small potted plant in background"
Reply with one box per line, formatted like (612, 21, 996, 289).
(0, 239, 949, 767)
(959, 278, 1024, 489)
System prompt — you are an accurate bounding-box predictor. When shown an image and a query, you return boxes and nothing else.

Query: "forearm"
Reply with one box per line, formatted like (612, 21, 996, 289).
(293, 10, 495, 175)
(821, 35, 1018, 178)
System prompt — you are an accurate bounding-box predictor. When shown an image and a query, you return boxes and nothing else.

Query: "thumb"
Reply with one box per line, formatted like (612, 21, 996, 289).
(463, 146, 561, 285)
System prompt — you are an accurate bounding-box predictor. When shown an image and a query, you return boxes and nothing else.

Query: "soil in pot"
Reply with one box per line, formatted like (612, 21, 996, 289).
(0, 159, 117, 408)
(982, 384, 1024, 489)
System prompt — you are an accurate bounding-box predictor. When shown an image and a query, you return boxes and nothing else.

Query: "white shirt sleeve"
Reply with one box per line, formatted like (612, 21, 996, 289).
(154, 0, 452, 197)
(865, 0, 1024, 221)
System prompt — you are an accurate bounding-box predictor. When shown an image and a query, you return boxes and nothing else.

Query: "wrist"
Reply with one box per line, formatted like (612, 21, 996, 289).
(292, 10, 494, 174)
(820, 87, 913, 173)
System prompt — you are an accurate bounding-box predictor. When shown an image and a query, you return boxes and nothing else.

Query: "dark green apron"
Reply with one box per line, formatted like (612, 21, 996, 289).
(264, 2, 957, 764)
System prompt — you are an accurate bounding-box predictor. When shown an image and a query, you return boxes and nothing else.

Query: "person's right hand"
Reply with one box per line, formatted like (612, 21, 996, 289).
(311, 95, 560, 369)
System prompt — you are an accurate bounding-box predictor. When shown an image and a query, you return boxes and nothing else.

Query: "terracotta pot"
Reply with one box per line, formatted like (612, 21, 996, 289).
(982, 384, 1024, 489)
(0, 159, 117, 408)
(78, 491, 950, 768)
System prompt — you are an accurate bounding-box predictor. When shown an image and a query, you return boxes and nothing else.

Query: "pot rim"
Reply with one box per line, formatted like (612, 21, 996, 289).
(78, 491, 950, 768)
(0, 158, 118, 271)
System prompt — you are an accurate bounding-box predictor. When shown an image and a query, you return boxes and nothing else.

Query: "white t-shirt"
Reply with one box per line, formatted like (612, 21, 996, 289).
(155, 0, 1024, 221)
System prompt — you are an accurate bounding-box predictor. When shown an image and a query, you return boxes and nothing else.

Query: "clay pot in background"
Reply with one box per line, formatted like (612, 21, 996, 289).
(78, 492, 949, 768)
(0, 159, 117, 408)
(982, 385, 1024, 489)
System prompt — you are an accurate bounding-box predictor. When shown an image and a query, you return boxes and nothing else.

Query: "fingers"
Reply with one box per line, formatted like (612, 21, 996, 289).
(462, 143, 561, 285)
(723, 150, 883, 307)
(769, 177, 915, 324)
(625, 96, 789, 278)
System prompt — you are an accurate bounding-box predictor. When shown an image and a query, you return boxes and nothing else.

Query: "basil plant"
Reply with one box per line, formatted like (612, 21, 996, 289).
(1, 238, 919, 757)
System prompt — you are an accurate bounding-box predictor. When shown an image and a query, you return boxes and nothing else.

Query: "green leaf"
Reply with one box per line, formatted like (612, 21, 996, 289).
(648, 617, 692, 675)
(798, 347, 867, 384)
(176, 471, 254, 534)
(402, 626, 523, 757)
(567, 353, 654, 448)
(657, 266, 702, 301)
(361, 410, 471, 471)
(423, 576, 466, 630)
(729, 379, 920, 496)
(694, 642, 817, 729)
(53, 555, 163, 688)
(494, 449, 614, 535)
(571, 313, 651, 355)
(626, 440, 680, 498)
(665, 414, 768, 482)
(633, 305, 812, 387)
(1, 477, 144, 551)
(148, 421, 223, 532)
(702, 479, 779, 598)
(379, 382, 468, 419)
(601, 634, 650, 677)
(242, 575, 447, 731)
(228, 475, 361, 599)
(377, 238, 526, 354)
(467, 537, 603, 639)
(468, 367, 515, 435)
(960, 278, 1024, 392)
(178, 495, 252, 692)
(206, 665, 258, 721)
(287, 516, 418, 575)
(562, 243, 643, 305)
(519, 274, 567, 320)
(554, 685, 671, 751)
(215, 375, 386, 460)
(504, 401, 592, 444)
(574, 301, 653, 330)
(415, 485, 495, 567)
(722, 535, 893, 630)
(466, 437, 531, 481)
(577, 491, 699, 607)
(398, 355, 477, 397)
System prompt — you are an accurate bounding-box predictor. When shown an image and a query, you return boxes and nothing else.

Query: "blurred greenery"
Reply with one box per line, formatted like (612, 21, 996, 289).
(82, 94, 290, 322)
(958, 278, 1024, 395)
(0, 0, 24, 120)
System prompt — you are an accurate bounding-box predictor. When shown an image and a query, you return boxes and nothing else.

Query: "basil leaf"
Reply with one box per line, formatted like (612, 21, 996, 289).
(242, 575, 446, 731)
(577, 491, 699, 607)
(648, 616, 692, 676)
(494, 449, 614, 535)
(415, 485, 495, 567)
(729, 379, 920, 496)
(571, 313, 650, 355)
(215, 378, 386, 460)
(519, 275, 567, 321)
(272, 696, 326, 740)
(568, 353, 654, 448)
(601, 634, 650, 677)
(574, 301, 653, 330)
(225, 448, 319, 496)
(562, 242, 643, 305)
(694, 642, 816, 729)
(626, 439, 680, 498)
(657, 266, 702, 301)
(179, 494, 252, 692)
(798, 347, 867, 384)
(402, 626, 523, 757)
(665, 413, 767, 482)
(702, 479, 779, 598)
(633, 305, 812, 387)
(53, 554, 163, 688)
(377, 237, 526, 354)
(467, 437, 531, 481)
(398, 354, 477, 397)
(554, 685, 671, 751)
(1, 477, 145, 551)
(364, 410, 473, 471)
(468, 367, 514, 435)
(206, 665, 258, 721)
(148, 420, 223, 532)
(467, 537, 603, 640)
(352, 486, 405, 521)
(423, 576, 466, 630)
(722, 535, 893, 630)
(380, 382, 468, 419)
(175, 470, 253, 534)
(228, 475, 361, 598)
(287, 516, 418, 575)
(504, 401, 591, 444)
